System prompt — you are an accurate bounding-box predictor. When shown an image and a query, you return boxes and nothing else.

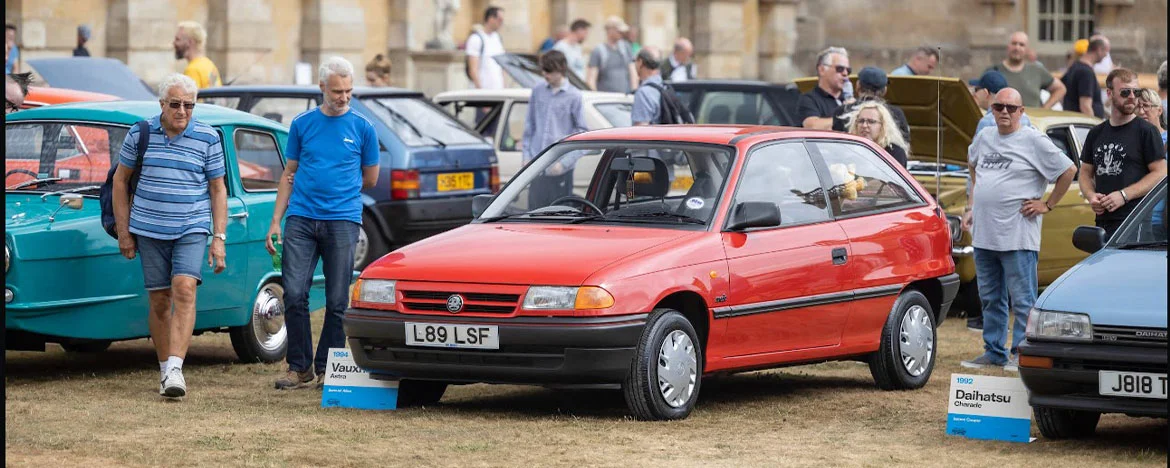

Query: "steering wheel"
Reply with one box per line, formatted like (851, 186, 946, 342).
(548, 195, 604, 215)
(6, 169, 37, 179)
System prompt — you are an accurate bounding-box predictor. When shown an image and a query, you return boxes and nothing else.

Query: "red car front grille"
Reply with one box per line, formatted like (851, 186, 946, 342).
(398, 288, 522, 315)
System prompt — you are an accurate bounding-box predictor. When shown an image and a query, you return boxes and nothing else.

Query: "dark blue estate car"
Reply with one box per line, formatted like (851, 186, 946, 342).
(199, 86, 498, 267)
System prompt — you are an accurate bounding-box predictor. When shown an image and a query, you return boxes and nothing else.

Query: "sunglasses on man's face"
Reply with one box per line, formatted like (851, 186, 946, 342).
(165, 100, 196, 111)
(1115, 88, 1141, 99)
(829, 65, 851, 75)
(991, 103, 1021, 114)
(856, 118, 880, 126)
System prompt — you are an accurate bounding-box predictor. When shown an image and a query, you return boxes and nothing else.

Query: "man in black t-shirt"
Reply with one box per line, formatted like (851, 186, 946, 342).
(799, 46, 850, 129)
(1079, 68, 1169, 238)
(1061, 38, 1106, 118)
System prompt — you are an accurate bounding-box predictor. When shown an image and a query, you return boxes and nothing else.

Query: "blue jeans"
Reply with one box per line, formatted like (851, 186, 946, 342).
(282, 216, 360, 374)
(973, 248, 1038, 364)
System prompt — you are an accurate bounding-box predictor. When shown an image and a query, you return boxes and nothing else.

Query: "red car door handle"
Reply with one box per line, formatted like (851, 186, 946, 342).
(831, 248, 847, 265)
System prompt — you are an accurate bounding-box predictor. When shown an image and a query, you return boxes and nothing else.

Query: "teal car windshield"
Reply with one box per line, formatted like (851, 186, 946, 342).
(1113, 182, 1167, 249)
(5, 122, 129, 192)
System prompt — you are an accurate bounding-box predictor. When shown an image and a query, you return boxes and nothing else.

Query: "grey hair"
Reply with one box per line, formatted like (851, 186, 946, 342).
(157, 73, 198, 98)
(817, 46, 849, 67)
(1157, 60, 1167, 91)
(319, 56, 355, 83)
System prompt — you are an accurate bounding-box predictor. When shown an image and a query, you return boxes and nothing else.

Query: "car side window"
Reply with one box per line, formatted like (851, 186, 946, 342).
(1045, 126, 1076, 164)
(697, 91, 771, 125)
(248, 98, 315, 125)
(733, 142, 831, 226)
(1070, 125, 1092, 155)
(234, 129, 284, 192)
(809, 141, 923, 217)
(500, 101, 527, 152)
(440, 100, 503, 140)
(771, 87, 801, 126)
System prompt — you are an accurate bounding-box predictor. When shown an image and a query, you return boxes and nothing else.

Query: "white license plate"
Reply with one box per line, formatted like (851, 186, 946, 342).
(1099, 371, 1168, 399)
(405, 322, 499, 350)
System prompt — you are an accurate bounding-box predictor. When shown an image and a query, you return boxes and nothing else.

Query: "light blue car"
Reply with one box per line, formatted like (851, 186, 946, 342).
(1018, 178, 1167, 439)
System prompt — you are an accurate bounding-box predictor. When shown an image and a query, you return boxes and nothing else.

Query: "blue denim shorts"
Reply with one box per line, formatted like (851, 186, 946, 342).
(137, 233, 208, 290)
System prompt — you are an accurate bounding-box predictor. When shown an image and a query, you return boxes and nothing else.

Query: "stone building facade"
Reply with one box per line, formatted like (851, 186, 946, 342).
(5, 0, 1165, 96)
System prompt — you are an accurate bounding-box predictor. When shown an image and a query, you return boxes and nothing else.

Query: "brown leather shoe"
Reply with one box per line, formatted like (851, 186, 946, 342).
(274, 369, 315, 390)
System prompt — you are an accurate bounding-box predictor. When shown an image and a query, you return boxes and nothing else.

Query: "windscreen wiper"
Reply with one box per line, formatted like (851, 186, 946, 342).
(7, 177, 63, 190)
(610, 211, 707, 225)
(480, 209, 595, 222)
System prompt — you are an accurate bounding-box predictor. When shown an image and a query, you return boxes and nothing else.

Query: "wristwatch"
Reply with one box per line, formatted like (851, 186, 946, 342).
(213, 233, 227, 241)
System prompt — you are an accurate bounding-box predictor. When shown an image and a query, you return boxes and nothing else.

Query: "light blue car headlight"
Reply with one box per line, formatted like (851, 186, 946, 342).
(1026, 308, 1092, 342)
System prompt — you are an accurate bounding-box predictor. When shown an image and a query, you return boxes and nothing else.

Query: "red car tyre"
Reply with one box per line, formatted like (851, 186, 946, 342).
(397, 380, 449, 407)
(623, 308, 702, 421)
(868, 289, 936, 390)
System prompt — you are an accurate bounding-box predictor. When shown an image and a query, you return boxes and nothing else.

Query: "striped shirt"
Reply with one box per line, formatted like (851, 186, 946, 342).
(521, 80, 588, 166)
(118, 115, 225, 240)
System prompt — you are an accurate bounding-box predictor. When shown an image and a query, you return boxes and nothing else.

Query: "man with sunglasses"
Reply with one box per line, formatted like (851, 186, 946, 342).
(522, 50, 588, 208)
(1078, 68, 1168, 238)
(961, 88, 1077, 372)
(111, 73, 228, 399)
(970, 70, 1031, 135)
(798, 46, 850, 130)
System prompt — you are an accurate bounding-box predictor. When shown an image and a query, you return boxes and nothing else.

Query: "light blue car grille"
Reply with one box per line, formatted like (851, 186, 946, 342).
(1093, 325, 1168, 347)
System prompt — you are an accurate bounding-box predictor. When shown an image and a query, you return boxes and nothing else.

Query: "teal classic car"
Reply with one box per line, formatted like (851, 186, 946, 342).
(5, 101, 330, 362)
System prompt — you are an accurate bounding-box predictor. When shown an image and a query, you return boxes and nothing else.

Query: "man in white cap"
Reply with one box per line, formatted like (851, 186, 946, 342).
(586, 16, 637, 94)
(74, 24, 91, 57)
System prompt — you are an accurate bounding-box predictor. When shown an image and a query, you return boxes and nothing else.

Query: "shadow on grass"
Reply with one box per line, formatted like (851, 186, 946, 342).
(425, 371, 875, 419)
(1038, 417, 1169, 454)
(5, 339, 240, 383)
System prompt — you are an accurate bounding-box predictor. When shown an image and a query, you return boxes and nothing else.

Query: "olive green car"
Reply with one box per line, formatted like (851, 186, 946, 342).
(795, 76, 1102, 313)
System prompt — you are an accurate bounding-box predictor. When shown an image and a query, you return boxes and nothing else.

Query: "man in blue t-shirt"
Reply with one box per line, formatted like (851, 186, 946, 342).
(267, 56, 380, 390)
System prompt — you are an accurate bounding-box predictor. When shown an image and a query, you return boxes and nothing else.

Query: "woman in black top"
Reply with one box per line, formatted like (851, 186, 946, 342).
(847, 101, 910, 167)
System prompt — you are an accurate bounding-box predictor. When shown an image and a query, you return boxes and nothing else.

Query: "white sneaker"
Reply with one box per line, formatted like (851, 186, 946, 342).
(162, 367, 187, 398)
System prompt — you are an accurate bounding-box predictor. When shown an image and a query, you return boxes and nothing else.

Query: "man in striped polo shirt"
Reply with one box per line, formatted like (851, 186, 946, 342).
(112, 73, 228, 399)
(266, 56, 379, 390)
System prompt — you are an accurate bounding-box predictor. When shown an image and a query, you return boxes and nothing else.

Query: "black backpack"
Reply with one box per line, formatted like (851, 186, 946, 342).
(643, 81, 695, 125)
(99, 120, 149, 239)
(464, 31, 485, 82)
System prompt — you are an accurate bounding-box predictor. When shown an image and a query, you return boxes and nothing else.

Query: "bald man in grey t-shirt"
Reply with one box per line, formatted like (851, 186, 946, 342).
(960, 88, 1077, 372)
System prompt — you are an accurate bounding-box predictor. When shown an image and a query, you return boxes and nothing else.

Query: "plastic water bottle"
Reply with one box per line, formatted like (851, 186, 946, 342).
(270, 235, 282, 272)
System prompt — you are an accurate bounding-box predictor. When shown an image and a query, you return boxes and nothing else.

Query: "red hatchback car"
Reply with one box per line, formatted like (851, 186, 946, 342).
(345, 125, 959, 420)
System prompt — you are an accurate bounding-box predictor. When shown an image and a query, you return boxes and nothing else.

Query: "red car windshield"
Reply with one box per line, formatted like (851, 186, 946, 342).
(479, 142, 734, 228)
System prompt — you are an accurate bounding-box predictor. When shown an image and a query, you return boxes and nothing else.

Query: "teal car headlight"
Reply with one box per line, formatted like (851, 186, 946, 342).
(1026, 308, 1092, 342)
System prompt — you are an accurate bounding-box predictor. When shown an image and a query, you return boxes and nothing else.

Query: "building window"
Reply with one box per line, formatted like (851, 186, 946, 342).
(1035, 0, 1095, 44)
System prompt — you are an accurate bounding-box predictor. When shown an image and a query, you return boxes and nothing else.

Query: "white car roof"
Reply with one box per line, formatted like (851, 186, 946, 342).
(434, 88, 632, 103)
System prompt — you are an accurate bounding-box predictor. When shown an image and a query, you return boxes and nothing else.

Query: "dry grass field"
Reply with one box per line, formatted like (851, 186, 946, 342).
(5, 314, 1166, 468)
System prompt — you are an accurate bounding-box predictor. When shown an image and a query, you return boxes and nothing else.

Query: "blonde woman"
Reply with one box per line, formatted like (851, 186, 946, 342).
(1136, 88, 1166, 147)
(847, 101, 910, 167)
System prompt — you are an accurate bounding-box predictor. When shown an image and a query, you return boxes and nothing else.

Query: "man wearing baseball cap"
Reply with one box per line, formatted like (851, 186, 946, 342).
(73, 24, 91, 57)
(972, 70, 1032, 135)
(586, 16, 637, 93)
(832, 66, 911, 147)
